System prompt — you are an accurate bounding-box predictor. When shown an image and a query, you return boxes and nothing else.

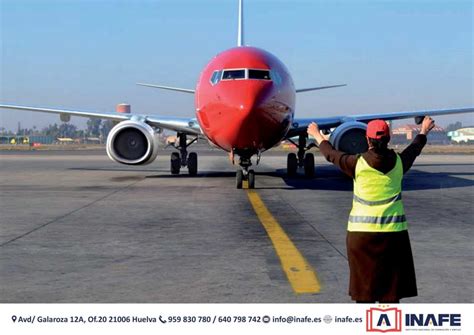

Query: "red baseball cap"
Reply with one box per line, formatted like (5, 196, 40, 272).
(366, 120, 390, 139)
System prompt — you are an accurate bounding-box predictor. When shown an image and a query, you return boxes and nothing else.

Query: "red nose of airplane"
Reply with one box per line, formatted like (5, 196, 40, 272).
(212, 80, 274, 150)
(222, 80, 271, 114)
(195, 46, 297, 153)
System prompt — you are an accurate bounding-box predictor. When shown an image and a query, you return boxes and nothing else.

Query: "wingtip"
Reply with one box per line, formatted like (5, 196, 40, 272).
(295, 84, 348, 93)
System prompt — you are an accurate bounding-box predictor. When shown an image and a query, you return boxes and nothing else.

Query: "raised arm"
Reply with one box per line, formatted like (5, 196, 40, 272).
(307, 122, 358, 178)
(399, 116, 435, 173)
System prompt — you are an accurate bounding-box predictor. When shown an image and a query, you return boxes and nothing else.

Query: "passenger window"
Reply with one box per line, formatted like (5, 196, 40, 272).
(248, 69, 271, 80)
(222, 69, 246, 80)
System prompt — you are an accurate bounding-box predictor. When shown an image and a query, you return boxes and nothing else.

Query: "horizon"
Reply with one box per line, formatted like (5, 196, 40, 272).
(2, 118, 471, 136)
(1, 0, 473, 131)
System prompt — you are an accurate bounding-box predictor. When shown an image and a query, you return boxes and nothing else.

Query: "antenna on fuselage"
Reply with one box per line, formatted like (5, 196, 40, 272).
(237, 0, 244, 46)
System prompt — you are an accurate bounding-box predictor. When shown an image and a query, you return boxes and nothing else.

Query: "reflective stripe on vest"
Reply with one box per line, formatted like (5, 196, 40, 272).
(349, 215, 406, 224)
(348, 154, 408, 232)
(353, 193, 402, 206)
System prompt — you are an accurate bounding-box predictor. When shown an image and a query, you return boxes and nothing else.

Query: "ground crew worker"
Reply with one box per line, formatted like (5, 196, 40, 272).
(307, 116, 435, 303)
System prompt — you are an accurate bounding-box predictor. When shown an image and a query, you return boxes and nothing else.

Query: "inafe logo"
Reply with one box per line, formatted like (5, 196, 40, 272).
(366, 307, 402, 333)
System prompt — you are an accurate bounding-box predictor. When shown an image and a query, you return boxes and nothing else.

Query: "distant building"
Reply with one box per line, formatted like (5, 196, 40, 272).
(0, 135, 55, 145)
(391, 124, 449, 144)
(447, 128, 474, 143)
(56, 137, 75, 144)
(29, 136, 55, 144)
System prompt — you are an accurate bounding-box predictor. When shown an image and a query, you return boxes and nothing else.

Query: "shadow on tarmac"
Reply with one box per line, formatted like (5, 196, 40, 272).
(70, 167, 167, 173)
(145, 171, 237, 179)
(272, 165, 474, 191)
(70, 164, 474, 192)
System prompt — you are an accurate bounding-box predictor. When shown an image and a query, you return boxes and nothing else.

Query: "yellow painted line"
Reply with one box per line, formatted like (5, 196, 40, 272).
(246, 190, 321, 294)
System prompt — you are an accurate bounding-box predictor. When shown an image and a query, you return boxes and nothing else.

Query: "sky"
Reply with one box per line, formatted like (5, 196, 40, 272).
(1, 0, 473, 132)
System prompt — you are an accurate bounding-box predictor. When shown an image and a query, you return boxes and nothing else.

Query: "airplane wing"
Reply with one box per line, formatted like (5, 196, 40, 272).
(295, 84, 346, 93)
(136, 83, 195, 94)
(286, 107, 474, 138)
(0, 104, 202, 135)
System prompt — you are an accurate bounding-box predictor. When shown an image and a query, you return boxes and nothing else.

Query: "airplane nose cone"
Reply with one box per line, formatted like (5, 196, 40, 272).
(221, 81, 274, 149)
(197, 79, 291, 153)
(232, 81, 272, 120)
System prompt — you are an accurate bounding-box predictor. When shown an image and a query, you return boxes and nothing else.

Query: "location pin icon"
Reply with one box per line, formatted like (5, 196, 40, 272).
(12, 315, 17, 323)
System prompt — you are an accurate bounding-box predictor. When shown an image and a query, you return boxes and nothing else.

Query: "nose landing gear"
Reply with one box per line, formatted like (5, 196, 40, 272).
(236, 155, 255, 189)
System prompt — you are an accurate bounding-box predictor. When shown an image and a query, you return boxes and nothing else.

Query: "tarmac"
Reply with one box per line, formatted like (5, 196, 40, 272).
(0, 147, 473, 303)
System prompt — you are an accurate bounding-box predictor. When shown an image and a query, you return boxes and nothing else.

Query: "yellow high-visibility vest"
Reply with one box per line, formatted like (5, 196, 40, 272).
(348, 154, 408, 232)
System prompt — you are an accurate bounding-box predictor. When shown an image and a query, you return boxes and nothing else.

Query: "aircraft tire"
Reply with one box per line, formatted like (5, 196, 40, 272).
(188, 152, 198, 176)
(248, 169, 255, 189)
(171, 152, 181, 174)
(304, 153, 315, 178)
(236, 170, 243, 189)
(287, 153, 297, 177)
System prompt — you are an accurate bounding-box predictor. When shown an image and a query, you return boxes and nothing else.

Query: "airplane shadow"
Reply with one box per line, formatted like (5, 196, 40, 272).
(268, 165, 474, 191)
(69, 167, 168, 173)
(69, 164, 474, 192)
(145, 171, 237, 179)
(414, 163, 474, 167)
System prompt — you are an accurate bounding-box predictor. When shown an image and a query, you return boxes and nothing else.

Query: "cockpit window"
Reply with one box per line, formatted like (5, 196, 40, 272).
(213, 68, 273, 84)
(210, 70, 222, 85)
(222, 69, 246, 80)
(248, 69, 271, 80)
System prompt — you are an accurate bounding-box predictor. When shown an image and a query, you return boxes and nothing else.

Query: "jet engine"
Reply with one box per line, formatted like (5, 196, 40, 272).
(329, 121, 368, 154)
(106, 120, 159, 165)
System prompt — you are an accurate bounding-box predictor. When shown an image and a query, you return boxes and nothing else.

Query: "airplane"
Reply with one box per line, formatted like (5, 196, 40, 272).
(1, 0, 473, 189)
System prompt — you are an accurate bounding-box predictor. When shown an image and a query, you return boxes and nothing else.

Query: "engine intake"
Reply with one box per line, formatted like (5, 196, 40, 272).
(106, 120, 159, 165)
(329, 121, 368, 154)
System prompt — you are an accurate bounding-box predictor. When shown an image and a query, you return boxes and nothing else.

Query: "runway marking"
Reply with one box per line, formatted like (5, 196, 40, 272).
(246, 190, 321, 294)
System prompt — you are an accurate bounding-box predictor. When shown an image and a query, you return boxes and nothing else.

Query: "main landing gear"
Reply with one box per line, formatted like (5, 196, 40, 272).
(287, 133, 316, 178)
(170, 133, 198, 176)
(235, 154, 256, 189)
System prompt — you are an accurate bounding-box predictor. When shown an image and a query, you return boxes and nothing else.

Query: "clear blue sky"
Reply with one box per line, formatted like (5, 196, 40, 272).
(1, 0, 473, 131)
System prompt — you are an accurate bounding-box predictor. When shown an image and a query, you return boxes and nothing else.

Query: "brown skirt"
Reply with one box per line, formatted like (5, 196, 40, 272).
(347, 230, 417, 301)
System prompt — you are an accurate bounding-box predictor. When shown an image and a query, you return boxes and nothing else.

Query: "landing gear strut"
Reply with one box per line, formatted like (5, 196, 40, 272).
(286, 133, 316, 178)
(170, 133, 198, 176)
(236, 155, 255, 189)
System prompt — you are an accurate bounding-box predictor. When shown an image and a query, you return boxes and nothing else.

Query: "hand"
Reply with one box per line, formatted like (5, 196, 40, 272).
(307, 122, 320, 138)
(307, 122, 328, 144)
(420, 116, 435, 135)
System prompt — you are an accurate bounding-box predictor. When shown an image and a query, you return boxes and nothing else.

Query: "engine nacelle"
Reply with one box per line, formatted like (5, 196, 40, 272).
(106, 120, 159, 165)
(329, 121, 368, 154)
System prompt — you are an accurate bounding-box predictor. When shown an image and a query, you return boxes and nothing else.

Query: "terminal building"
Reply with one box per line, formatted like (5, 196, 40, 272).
(447, 127, 474, 143)
(0, 135, 55, 145)
(391, 124, 449, 144)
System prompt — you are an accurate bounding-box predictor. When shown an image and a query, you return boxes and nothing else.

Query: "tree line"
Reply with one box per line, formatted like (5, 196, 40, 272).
(1, 119, 467, 139)
(1, 118, 115, 139)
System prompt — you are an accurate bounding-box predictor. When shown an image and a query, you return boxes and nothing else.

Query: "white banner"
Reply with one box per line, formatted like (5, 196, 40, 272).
(0, 303, 472, 335)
